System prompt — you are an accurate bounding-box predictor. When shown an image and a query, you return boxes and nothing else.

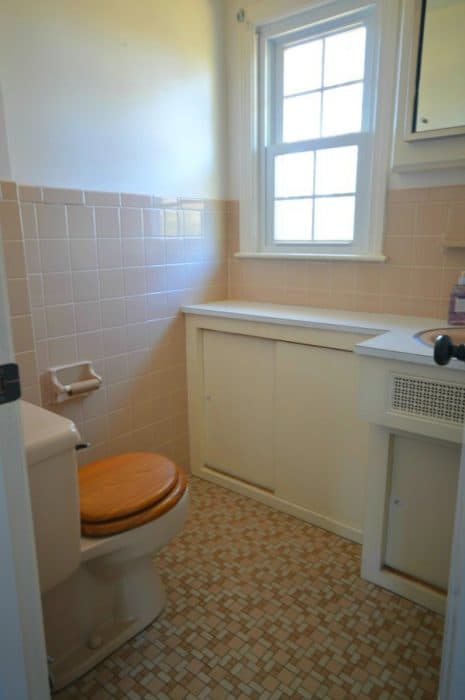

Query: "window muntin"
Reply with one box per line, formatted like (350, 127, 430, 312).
(273, 144, 358, 242)
(263, 14, 373, 252)
(281, 26, 366, 143)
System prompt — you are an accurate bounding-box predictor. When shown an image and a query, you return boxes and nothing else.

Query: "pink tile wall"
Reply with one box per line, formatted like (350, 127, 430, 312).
(3, 180, 465, 467)
(228, 186, 465, 319)
(0, 181, 227, 469)
(0, 181, 40, 403)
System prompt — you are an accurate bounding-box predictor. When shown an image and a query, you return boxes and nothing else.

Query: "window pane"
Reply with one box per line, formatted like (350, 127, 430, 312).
(315, 146, 358, 195)
(283, 93, 321, 142)
(314, 196, 355, 240)
(324, 27, 366, 87)
(321, 83, 363, 137)
(274, 199, 313, 241)
(283, 39, 323, 96)
(275, 151, 314, 198)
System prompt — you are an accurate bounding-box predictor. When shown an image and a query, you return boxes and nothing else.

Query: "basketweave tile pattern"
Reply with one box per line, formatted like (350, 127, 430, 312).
(55, 477, 443, 700)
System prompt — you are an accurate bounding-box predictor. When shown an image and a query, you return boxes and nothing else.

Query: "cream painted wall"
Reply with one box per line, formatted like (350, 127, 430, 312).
(224, 0, 247, 200)
(0, 90, 11, 181)
(0, 0, 227, 197)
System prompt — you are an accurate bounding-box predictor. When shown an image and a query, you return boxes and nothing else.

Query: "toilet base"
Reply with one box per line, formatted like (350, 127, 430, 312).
(44, 556, 166, 692)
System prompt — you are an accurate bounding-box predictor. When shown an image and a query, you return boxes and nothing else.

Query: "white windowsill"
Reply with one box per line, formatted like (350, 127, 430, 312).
(234, 252, 387, 262)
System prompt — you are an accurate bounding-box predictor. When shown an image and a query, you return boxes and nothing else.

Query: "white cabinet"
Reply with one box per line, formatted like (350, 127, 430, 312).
(275, 342, 368, 537)
(185, 312, 370, 543)
(185, 305, 464, 613)
(359, 354, 465, 613)
(385, 434, 459, 591)
(203, 330, 275, 491)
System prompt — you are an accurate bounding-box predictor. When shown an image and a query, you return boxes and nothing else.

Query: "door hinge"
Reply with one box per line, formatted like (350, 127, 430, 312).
(0, 363, 21, 404)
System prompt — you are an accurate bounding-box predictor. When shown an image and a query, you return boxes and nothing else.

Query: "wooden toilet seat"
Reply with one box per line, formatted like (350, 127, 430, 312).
(79, 452, 187, 537)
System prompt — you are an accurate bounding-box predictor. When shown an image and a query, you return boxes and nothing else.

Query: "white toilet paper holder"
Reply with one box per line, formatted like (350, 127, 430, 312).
(49, 362, 102, 403)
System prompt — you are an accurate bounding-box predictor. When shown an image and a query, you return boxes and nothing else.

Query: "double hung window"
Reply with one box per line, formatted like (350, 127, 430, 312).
(239, 1, 394, 260)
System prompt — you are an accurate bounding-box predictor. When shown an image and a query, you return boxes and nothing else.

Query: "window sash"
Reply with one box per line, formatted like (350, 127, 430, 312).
(259, 7, 376, 255)
(264, 133, 371, 251)
(274, 21, 368, 145)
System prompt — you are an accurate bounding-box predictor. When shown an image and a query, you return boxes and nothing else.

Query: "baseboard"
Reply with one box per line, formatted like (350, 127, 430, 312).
(198, 465, 363, 544)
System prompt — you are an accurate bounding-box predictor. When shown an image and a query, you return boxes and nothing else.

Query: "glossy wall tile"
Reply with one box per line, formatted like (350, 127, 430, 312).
(0, 181, 228, 469)
(228, 186, 465, 319)
(3, 180, 465, 469)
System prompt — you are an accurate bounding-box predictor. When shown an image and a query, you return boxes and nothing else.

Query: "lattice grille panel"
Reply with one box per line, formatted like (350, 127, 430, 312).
(391, 374, 465, 425)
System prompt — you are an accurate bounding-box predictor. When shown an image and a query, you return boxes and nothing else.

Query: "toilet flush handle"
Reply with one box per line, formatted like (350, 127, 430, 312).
(75, 442, 90, 451)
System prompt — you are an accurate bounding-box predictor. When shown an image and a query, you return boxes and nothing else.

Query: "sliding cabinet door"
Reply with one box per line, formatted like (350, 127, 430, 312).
(275, 341, 369, 540)
(203, 330, 275, 491)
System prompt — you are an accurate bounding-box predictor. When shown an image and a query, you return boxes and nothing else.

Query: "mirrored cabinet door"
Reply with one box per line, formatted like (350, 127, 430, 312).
(406, 0, 465, 140)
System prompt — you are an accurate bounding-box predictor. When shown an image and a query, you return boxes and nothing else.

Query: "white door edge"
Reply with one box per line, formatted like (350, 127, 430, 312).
(0, 229, 50, 698)
(439, 418, 465, 700)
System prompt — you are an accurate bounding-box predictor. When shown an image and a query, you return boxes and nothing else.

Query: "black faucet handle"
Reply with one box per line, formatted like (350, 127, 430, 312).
(434, 334, 465, 366)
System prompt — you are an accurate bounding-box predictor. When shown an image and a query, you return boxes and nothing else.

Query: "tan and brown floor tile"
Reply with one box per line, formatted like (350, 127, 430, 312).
(55, 477, 443, 699)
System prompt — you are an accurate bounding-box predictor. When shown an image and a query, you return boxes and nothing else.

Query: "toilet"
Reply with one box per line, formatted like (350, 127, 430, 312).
(20, 400, 188, 691)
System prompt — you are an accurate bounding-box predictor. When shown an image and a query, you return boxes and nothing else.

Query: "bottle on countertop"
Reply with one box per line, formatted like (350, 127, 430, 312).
(448, 271, 465, 326)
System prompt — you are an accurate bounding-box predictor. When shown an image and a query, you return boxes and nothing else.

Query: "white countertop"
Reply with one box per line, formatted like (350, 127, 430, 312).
(182, 300, 456, 369)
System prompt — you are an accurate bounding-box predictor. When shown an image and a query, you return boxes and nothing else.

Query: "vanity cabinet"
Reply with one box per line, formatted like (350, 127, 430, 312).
(186, 311, 370, 543)
(384, 434, 459, 591)
(359, 354, 465, 612)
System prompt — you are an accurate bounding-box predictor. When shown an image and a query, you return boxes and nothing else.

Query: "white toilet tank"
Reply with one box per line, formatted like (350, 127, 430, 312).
(20, 400, 81, 593)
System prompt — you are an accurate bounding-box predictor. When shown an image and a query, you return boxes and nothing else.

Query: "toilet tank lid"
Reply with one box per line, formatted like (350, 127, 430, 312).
(20, 401, 80, 466)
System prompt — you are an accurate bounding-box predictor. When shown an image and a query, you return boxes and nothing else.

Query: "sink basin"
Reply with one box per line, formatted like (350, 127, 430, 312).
(416, 327, 465, 347)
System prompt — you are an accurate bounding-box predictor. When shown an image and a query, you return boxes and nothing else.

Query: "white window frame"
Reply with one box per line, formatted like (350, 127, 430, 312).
(262, 11, 374, 254)
(235, 0, 401, 261)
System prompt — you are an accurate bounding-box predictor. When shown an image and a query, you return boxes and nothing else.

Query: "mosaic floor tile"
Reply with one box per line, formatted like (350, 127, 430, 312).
(55, 477, 443, 699)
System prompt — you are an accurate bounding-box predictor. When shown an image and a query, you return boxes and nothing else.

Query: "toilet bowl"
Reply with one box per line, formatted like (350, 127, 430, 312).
(20, 401, 188, 691)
